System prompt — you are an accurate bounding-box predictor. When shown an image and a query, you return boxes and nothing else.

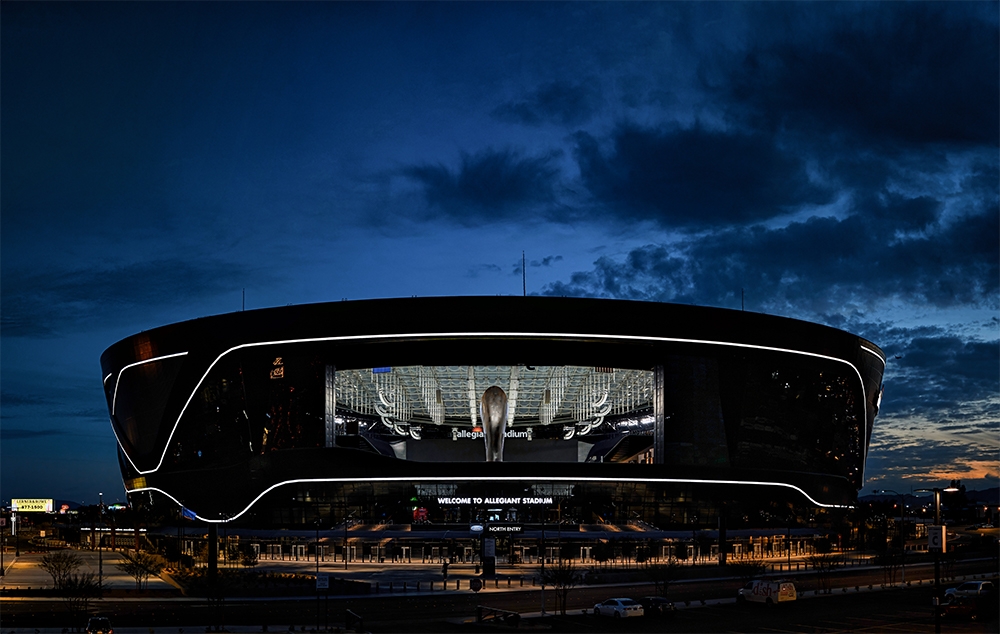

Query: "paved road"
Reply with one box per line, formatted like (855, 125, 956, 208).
(2, 556, 996, 632)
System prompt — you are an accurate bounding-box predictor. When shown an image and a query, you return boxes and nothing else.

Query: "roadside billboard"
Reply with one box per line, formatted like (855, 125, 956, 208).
(11, 498, 53, 513)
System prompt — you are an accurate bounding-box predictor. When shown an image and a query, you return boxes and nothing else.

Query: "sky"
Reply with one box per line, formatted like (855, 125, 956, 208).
(1, 2, 997, 506)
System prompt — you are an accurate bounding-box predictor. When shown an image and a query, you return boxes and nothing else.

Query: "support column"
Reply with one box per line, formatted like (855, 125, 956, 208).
(467, 366, 478, 427)
(718, 509, 727, 566)
(208, 524, 218, 582)
(654, 365, 665, 464)
(325, 365, 337, 447)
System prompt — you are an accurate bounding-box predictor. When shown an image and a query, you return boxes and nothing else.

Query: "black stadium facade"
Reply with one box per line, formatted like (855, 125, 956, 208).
(101, 297, 885, 534)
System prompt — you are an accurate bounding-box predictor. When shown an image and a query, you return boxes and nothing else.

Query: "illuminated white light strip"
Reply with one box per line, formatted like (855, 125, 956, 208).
(131, 475, 852, 523)
(860, 345, 886, 367)
(112, 352, 189, 415)
(109, 351, 189, 476)
(120, 332, 873, 476)
(103, 372, 113, 385)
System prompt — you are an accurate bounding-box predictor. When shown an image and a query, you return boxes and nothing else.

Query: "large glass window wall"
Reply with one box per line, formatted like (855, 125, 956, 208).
(150, 344, 867, 488)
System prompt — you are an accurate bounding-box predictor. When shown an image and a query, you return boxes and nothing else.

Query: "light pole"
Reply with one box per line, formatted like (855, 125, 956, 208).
(98, 492, 103, 594)
(874, 489, 907, 585)
(315, 518, 322, 632)
(915, 486, 958, 634)
(540, 506, 546, 616)
(342, 510, 355, 571)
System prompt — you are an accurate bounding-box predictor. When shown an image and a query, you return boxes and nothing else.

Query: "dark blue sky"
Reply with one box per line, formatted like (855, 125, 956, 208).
(2, 2, 997, 504)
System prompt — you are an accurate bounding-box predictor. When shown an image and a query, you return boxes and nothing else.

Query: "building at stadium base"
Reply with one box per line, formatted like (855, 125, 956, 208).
(101, 296, 885, 564)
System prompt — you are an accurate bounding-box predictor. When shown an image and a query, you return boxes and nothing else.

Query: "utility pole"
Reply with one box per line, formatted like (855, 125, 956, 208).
(916, 485, 957, 634)
(875, 489, 907, 586)
(315, 518, 321, 632)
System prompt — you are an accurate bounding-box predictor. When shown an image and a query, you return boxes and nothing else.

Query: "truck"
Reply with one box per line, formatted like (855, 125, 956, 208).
(737, 579, 797, 606)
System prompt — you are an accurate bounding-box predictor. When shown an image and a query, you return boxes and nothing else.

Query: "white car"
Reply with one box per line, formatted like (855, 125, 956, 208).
(945, 581, 994, 600)
(593, 597, 644, 618)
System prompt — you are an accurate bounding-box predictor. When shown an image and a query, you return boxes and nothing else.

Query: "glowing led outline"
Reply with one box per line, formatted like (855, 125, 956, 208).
(112, 352, 189, 414)
(132, 474, 851, 523)
(860, 344, 886, 367)
(115, 332, 878, 479)
(108, 352, 189, 470)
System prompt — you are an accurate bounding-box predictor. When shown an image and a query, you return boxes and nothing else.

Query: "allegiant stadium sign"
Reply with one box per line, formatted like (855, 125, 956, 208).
(436, 496, 554, 505)
(451, 429, 534, 440)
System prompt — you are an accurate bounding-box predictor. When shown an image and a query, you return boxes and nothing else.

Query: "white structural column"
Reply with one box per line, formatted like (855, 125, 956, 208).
(325, 365, 337, 447)
(507, 365, 520, 425)
(467, 366, 478, 427)
(654, 364, 665, 463)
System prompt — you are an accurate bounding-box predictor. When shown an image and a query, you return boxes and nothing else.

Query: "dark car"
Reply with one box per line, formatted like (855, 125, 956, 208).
(86, 617, 113, 634)
(942, 595, 998, 622)
(639, 596, 676, 617)
(942, 597, 980, 621)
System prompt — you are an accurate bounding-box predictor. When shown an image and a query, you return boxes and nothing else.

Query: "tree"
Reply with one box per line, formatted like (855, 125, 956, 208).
(695, 532, 715, 562)
(541, 557, 580, 615)
(814, 537, 833, 554)
(643, 561, 682, 597)
(621, 540, 636, 568)
(728, 553, 767, 588)
(240, 544, 259, 568)
(40, 551, 84, 590)
(634, 543, 651, 565)
(873, 548, 903, 586)
(673, 542, 689, 563)
(62, 572, 101, 619)
(117, 550, 167, 590)
(591, 541, 614, 568)
(807, 553, 843, 593)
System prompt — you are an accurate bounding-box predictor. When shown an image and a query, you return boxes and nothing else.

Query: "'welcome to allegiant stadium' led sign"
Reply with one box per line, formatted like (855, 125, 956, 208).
(436, 496, 554, 505)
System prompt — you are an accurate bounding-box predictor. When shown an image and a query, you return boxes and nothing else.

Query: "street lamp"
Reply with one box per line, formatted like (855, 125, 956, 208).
(98, 492, 103, 594)
(314, 518, 322, 632)
(342, 509, 355, 571)
(915, 486, 959, 634)
(874, 489, 907, 586)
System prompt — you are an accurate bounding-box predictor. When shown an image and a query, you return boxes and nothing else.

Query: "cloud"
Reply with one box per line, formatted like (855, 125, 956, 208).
(539, 191, 998, 315)
(1, 258, 256, 337)
(879, 335, 1000, 417)
(491, 80, 599, 127)
(511, 255, 565, 277)
(466, 263, 503, 278)
(719, 3, 999, 147)
(0, 393, 50, 406)
(1, 428, 63, 440)
(404, 148, 561, 223)
(866, 425, 999, 487)
(531, 255, 563, 268)
(572, 124, 832, 229)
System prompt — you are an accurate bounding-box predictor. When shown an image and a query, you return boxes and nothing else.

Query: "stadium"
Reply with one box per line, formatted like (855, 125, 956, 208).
(101, 296, 884, 562)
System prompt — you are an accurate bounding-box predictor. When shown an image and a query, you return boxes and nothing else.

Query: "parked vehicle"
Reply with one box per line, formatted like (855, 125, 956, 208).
(945, 581, 994, 600)
(85, 617, 113, 634)
(942, 595, 997, 621)
(593, 598, 644, 618)
(638, 596, 676, 617)
(737, 579, 797, 605)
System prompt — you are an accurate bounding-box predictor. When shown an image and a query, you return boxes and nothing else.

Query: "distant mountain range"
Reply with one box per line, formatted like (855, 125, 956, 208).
(860, 488, 998, 504)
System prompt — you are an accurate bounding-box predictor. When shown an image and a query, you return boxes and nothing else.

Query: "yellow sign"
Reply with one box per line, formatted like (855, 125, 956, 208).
(12, 498, 53, 513)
